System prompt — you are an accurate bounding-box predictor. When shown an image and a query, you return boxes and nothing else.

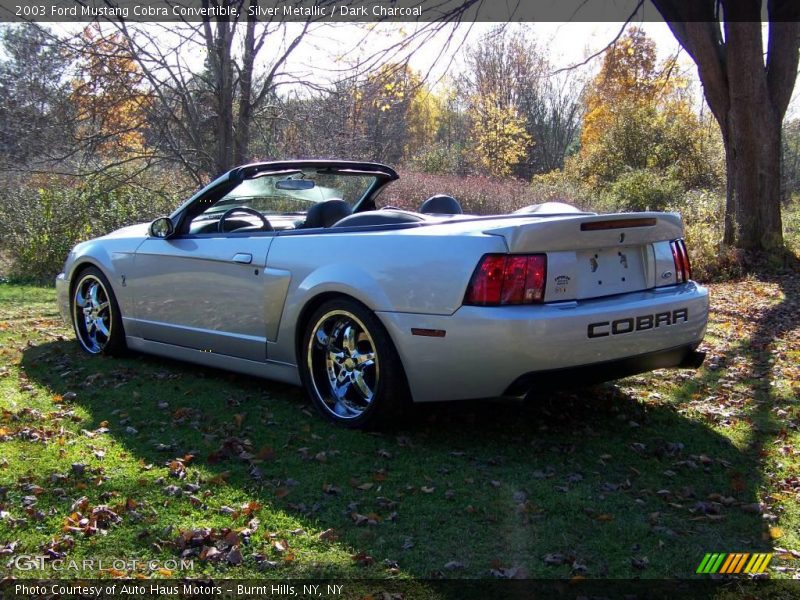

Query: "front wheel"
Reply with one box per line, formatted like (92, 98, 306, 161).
(300, 298, 409, 429)
(71, 266, 126, 356)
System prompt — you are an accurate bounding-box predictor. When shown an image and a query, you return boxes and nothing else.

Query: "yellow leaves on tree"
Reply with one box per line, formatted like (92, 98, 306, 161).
(575, 27, 720, 191)
(468, 93, 531, 177)
(405, 84, 442, 159)
(70, 25, 151, 158)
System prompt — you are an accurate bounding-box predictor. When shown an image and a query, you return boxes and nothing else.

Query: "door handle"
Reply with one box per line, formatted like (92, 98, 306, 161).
(232, 253, 252, 264)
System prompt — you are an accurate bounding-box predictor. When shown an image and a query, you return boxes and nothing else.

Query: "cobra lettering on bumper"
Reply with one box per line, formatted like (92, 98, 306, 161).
(587, 308, 689, 339)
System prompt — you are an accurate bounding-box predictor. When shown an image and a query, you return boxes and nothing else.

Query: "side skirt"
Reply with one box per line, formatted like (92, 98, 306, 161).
(125, 337, 301, 386)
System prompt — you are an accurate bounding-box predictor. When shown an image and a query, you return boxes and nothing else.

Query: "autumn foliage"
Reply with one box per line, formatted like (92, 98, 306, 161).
(576, 28, 722, 194)
(70, 25, 151, 157)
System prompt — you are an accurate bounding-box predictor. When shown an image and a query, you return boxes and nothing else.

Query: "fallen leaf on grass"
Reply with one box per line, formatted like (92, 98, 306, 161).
(543, 553, 566, 566)
(256, 446, 275, 461)
(207, 471, 230, 485)
(241, 501, 261, 515)
(351, 551, 374, 566)
(321, 483, 340, 495)
(200, 546, 221, 562)
(490, 566, 527, 579)
(226, 546, 243, 565)
(595, 514, 614, 522)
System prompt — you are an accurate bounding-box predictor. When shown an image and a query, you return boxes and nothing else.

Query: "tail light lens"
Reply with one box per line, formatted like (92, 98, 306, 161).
(464, 254, 547, 305)
(670, 239, 692, 283)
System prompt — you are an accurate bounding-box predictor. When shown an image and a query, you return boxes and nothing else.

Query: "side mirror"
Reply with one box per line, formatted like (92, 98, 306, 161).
(149, 217, 175, 239)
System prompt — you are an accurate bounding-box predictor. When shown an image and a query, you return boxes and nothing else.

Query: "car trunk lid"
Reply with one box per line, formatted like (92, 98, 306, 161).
(483, 212, 684, 302)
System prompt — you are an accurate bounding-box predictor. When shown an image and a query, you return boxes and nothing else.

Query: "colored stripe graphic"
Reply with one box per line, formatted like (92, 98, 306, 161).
(698, 553, 774, 574)
(743, 553, 773, 574)
(744, 554, 760, 573)
(710, 553, 726, 573)
(748, 554, 766, 573)
(696, 553, 714, 574)
(732, 553, 749, 573)
(719, 554, 736, 574)
(756, 554, 772, 573)
(697, 553, 727, 574)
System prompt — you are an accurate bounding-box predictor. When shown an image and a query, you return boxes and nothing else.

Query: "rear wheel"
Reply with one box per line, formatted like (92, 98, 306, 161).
(301, 298, 409, 429)
(71, 267, 126, 356)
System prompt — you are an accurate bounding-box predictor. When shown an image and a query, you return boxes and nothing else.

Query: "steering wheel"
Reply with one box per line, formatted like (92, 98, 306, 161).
(217, 207, 272, 233)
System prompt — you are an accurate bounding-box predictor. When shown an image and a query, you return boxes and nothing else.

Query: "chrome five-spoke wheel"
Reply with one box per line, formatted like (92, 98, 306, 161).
(302, 298, 408, 428)
(308, 310, 379, 419)
(71, 267, 125, 355)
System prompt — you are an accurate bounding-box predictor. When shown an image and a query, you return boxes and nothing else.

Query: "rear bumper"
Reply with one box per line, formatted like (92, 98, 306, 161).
(505, 344, 705, 397)
(377, 281, 709, 403)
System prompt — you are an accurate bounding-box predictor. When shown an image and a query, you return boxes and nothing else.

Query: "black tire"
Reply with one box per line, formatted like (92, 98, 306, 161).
(300, 297, 409, 429)
(70, 266, 126, 356)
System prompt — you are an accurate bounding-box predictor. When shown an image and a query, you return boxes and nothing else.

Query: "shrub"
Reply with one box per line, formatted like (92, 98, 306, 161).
(383, 169, 554, 214)
(0, 168, 183, 281)
(529, 170, 594, 211)
(784, 195, 800, 256)
(407, 143, 466, 175)
(667, 190, 746, 282)
(605, 169, 684, 212)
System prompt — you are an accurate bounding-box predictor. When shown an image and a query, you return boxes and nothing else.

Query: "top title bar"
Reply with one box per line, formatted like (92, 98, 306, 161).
(0, 0, 795, 23)
(0, 0, 788, 24)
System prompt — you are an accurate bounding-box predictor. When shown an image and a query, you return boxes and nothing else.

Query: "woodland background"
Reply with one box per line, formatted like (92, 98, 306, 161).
(0, 20, 798, 281)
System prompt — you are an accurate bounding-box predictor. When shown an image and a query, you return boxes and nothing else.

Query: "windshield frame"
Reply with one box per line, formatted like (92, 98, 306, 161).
(170, 160, 399, 235)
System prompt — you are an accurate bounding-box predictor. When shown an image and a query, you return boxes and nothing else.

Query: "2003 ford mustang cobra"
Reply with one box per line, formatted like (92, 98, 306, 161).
(57, 160, 708, 428)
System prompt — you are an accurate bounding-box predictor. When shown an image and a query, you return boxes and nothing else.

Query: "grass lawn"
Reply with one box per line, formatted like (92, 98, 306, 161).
(0, 271, 798, 583)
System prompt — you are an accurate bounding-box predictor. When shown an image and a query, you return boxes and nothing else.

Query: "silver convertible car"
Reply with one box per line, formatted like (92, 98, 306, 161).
(57, 160, 708, 428)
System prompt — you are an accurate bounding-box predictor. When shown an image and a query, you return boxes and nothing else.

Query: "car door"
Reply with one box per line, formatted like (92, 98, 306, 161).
(129, 232, 275, 362)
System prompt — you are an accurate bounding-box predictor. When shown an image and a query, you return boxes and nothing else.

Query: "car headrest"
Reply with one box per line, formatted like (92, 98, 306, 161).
(420, 194, 463, 215)
(303, 199, 352, 228)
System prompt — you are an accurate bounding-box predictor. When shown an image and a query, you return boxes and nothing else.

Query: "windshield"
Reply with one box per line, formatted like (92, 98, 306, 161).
(206, 169, 378, 216)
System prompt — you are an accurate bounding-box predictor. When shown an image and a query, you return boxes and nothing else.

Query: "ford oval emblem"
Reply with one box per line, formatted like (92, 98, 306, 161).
(661, 270, 673, 279)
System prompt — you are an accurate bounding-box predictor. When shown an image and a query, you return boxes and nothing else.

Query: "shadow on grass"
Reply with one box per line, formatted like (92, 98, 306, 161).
(17, 330, 774, 579)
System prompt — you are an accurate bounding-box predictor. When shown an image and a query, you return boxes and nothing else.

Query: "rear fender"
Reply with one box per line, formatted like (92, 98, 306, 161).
(269, 264, 394, 365)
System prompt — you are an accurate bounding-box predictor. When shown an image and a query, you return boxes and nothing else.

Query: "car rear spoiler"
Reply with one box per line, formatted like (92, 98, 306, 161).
(484, 212, 685, 253)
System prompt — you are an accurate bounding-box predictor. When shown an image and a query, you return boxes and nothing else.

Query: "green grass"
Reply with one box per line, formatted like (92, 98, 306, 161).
(0, 275, 798, 583)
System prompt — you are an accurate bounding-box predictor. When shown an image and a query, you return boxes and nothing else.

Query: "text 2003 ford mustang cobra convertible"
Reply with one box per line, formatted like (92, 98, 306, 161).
(57, 160, 708, 428)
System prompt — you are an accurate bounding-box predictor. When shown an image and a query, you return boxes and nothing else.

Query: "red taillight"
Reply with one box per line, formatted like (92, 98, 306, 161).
(464, 254, 547, 305)
(670, 239, 691, 283)
(464, 255, 506, 305)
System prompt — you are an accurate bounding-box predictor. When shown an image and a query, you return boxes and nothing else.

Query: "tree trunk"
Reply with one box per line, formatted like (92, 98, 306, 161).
(722, 98, 784, 249)
(215, 22, 235, 175)
(650, 1, 799, 253)
(234, 18, 256, 166)
(720, 19, 784, 250)
(721, 125, 736, 244)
